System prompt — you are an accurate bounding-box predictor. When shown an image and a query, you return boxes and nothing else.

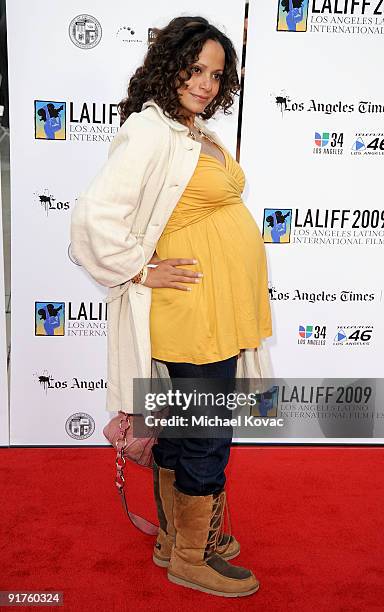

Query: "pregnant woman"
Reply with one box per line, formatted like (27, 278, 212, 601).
(71, 16, 272, 598)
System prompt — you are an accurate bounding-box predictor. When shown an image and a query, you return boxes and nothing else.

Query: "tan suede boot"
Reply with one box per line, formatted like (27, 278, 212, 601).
(152, 463, 240, 567)
(152, 463, 176, 567)
(167, 488, 259, 598)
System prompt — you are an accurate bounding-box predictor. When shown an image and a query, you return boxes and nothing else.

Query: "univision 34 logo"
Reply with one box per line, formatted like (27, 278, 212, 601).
(298, 324, 326, 346)
(313, 131, 344, 155)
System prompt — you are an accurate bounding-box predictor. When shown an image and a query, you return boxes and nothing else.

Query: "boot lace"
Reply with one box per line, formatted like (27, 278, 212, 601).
(205, 490, 232, 557)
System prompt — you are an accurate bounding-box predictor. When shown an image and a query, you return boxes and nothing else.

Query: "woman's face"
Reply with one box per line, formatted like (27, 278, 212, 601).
(177, 39, 225, 118)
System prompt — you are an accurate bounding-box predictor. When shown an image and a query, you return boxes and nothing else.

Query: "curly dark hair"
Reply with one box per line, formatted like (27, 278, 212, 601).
(117, 16, 240, 126)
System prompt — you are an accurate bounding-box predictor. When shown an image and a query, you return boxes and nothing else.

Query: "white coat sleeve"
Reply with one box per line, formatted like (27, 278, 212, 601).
(70, 114, 166, 288)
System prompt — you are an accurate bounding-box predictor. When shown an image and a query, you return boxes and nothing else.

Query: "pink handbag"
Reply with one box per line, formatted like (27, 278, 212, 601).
(103, 410, 161, 535)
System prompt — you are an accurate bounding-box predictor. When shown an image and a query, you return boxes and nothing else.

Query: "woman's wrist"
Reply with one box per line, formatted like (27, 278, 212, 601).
(131, 257, 159, 284)
(131, 265, 148, 284)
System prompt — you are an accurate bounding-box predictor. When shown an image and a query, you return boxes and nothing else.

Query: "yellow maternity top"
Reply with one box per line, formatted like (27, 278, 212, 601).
(149, 144, 272, 364)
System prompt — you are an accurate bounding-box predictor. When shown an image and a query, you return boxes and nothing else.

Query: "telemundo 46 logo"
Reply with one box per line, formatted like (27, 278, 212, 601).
(333, 325, 374, 346)
(351, 133, 384, 156)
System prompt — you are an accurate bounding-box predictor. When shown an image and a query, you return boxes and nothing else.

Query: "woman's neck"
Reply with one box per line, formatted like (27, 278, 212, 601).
(185, 115, 195, 130)
(178, 109, 196, 130)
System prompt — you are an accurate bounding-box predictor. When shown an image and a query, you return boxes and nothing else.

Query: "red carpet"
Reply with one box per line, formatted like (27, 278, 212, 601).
(1, 446, 384, 611)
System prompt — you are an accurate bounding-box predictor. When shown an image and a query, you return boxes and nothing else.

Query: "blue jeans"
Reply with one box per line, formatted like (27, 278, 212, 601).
(152, 355, 237, 496)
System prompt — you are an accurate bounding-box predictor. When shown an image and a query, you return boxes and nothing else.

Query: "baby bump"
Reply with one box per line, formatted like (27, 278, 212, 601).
(151, 205, 266, 313)
(160, 202, 262, 254)
(206, 204, 267, 278)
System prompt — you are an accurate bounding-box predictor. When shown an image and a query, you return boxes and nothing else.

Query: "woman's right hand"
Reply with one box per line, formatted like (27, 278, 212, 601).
(143, 258, 203, 291)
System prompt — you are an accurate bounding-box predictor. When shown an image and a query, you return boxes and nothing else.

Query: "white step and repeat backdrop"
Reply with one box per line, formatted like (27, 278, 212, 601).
(7, 0, 383, 445)
(7, 0, 244, 445)
(240, 0, 384, 442)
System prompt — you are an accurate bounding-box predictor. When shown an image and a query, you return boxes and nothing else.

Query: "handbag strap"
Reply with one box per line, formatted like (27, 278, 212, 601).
(115, 412, 158, 535)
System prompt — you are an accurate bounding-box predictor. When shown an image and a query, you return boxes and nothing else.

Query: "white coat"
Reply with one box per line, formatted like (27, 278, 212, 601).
(70, 100, 272, 413)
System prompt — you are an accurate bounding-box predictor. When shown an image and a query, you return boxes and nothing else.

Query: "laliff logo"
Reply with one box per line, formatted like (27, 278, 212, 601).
(35, 301, 107, 337)
(333, 325, 373, 346)
(69, 15, 102, 49)
(263, 209, 292, 243)
(277, 0, 384, 35)
(250, 386, 279, 418)
(116, 25, 143, 43)
(35, 302, 65, 336)
(270, 208, 384, 246)
(67, 301, 107, 337)
(311, 1, 384, 35)
(298, 324, 326, 345)
(277, 0, 309, 32)
(35, 100, 119, 143)
(65, 413, 95, 440)
(35, 101, 66, 140)
(34, 189, 71, 216)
